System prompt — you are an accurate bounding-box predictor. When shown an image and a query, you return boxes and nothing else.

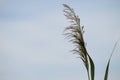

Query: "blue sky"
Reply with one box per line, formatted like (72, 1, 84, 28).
(0, 0, 120, 80)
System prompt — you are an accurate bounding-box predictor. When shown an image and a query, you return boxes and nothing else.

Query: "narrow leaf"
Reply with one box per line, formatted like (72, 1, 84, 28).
(104, 40, 118, 80)
(104, 59, 110, 80)
(88, 54, 95, 80)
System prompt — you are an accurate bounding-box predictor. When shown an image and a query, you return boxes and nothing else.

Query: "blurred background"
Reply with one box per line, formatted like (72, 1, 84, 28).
(0, 0, 120, 80)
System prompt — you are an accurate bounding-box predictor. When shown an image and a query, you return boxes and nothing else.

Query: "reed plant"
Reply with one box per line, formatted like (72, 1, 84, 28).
(63, 4, 119, 80)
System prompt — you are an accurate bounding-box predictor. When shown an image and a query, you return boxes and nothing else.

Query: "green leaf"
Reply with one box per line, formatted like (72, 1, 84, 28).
(88, 54, 95, 80)
(104, 40, 118, 80)
(104, 59, 110, 80)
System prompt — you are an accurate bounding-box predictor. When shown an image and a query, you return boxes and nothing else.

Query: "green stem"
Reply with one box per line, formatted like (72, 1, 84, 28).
(87, 70, 90, 80)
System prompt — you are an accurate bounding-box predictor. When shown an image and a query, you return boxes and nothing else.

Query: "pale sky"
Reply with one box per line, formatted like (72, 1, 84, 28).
(0, 0, 120, 80)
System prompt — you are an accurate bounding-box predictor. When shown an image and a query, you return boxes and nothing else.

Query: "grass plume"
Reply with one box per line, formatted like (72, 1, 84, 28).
(63, 4, 94, 80)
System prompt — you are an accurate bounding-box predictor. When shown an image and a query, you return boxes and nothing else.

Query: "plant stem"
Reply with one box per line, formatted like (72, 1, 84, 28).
(87, 70, 90, 80)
